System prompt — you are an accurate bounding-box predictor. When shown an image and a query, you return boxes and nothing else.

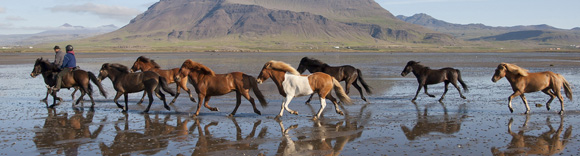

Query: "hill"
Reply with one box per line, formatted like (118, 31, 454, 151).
(0, 23, 117, 47)
(75, 0, 456, 52)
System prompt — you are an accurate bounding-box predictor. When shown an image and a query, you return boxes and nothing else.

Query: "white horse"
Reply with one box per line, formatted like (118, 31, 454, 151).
(256, 60, 352, 120)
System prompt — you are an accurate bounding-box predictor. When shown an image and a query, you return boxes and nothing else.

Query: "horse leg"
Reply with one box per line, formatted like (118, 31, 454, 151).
(143, 89, 155, 113)
(71, 87, 78, 102)
(123, 93, 129, 112)
(519, 94, 530, 114)
(553, 88, 565, 115)
(424, 85, 435, 98)
(276, 96, 296, 119)
(451, 80, 466, 99)
(507, 92, 521, 113)
(75, 89, 87, 106)
(137, 92, 146, 105)
(326, 94, 344, 116)
(241, 89, 261, 115)
(49, 91, 59, 108)
(314, 97, 327, 120)
(154, 86, 170, 111)
(87, 91, 96, 108)
(542, 89, 556, 111)
(412, 84, 423, 102)
(169, 85, 181, 105)
(229, 92, 243, 117)
(42, 87, 50, 102)
(203, 96, 219, 111)
(113, 92, 124, 109)
(305, 94, 315, 105)
(440, 82, 450, 102)
(352, 81, 368, 102)
(193, 94, 205, 117)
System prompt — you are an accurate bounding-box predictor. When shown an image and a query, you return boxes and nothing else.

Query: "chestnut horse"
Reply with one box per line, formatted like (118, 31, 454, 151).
(401, 61, 468, 102)
(492, 63, 572, 114)
(175, 59, 267, 117)
(130, 56, 196, 105)
(98, 63, 176, 113)
(256, 60, 352, 120)
(296, 57, 372, 104)
(30, 58, 107, 108)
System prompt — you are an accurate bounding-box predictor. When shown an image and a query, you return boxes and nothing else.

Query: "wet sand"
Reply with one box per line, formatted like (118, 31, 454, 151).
(1, 52, 580, 155)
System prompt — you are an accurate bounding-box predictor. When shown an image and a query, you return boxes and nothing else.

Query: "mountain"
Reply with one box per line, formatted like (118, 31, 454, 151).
(397, 13, 580, 44)
(0, 23, 118, 46)
(85, 0, 456, 51)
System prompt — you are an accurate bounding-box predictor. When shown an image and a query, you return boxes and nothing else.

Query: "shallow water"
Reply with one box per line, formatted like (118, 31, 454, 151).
(1, 52, 580, 155)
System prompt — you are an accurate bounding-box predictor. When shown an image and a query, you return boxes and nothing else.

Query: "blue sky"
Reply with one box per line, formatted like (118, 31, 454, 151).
(0, 0, 578, 35)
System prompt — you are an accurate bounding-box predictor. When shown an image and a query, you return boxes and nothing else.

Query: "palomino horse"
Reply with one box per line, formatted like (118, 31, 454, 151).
(256, 60, 352, 120)
(30, 58, 107, 108)
(296, 57, 372, 104)
(175, 59, 267, 117)
(401, 61, 468, 102)
(130, 56, 196, 105)
(492, 63, 572, 114)
(97, 63, 176, 113)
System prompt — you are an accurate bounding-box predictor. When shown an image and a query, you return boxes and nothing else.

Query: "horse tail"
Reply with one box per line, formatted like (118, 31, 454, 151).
(356, 69, 372, 94)
(456, 69, 469, 93)
(88, 71, 107, 98)
(332, 78, 353, 105)
(248, 75, 268, 107)
(159, 76, 176, 96)
(558, 74, 573, 101)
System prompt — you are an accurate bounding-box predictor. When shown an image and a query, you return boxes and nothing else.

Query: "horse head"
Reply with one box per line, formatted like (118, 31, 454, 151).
(256, 61, 273, 84)
(401, 61, 419, 76)
(491, 63, 508, 82)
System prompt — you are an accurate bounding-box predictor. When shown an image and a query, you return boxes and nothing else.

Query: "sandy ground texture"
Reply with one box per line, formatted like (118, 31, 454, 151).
(1, 52, 580, 155)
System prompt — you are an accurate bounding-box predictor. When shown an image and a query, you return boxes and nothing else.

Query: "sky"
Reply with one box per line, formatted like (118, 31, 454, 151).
(0, 0, 578, 35)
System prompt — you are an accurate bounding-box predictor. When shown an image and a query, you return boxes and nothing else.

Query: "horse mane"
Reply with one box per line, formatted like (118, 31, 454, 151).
(107, 63, 130, 74)
(137, 56, 161, 69)
(36, 58, 59, 70)
(265, 60, 300, 75)
(408, 61, 430, 70)
(501, 63, 529, 76)
(302, 57, 328, 67)
(182, 59, 215, 76)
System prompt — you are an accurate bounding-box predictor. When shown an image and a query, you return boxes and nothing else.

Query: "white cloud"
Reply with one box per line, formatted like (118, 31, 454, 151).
(6, 16, 26, 21)
(48, 3, 142, 21)
(0, 7, 6, 13)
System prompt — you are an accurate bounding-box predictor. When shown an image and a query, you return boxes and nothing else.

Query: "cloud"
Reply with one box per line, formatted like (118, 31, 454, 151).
(378, 0, 484, 5)
(6, 16, 26, 21)
(0, 7, 6, 13)
(48, 3, 142, 21)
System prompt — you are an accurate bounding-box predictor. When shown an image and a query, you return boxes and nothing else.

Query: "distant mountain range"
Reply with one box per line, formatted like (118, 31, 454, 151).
(397, 13, 580, 43)
(0, 23, 118, 46)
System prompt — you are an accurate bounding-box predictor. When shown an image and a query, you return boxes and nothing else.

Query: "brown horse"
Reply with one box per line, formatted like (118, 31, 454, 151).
(256, 60, 352, 120)
(401, 61, 468, 102)
(492, 63, 572, 114)
(130, 56, 196, 105)
(297, 57, 372, 104)
(174, 59, 267, 117)
(30, 58, 107, 108)
(97, 63, 176, 113)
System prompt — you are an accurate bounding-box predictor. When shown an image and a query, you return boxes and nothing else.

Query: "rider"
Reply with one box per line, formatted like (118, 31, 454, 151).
(52, 45, 65, 67)
(53, 45, 76, 91)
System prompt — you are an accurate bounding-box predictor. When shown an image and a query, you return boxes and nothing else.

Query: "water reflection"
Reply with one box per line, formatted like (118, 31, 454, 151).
(33, 108, 104, 156)
(491, 115, 573, 156)
(275, 104, 370, 156)
(190, 117, 267, 155)
(401, 102, 468, 140)
(99, 113, 186, 155)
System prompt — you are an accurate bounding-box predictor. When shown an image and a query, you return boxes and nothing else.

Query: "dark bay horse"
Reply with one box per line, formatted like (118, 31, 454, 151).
(30, 58, 107, 108)
(401, 61, 468, 102)
(97, 63, 176, 113)
(175, 59, 268, 117)
(256, 60, 352, 120)
(130, 56, 196, 105)
(492, 63, 572, 114)
(297, 57, 371, 103)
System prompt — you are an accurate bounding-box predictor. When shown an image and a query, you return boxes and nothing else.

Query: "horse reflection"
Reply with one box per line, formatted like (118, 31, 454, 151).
(190, 117, 267, 155)
(275, 104, 370, 156)
(33, 108, 104, 156)
(401, 102, 468, 140)
(491, 116, 573, 156)
(99, 113, 187, 155)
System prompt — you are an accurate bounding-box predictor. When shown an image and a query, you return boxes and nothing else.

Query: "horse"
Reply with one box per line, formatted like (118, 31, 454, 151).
(174, 59, 268, 117)
(401, 61, 468, 102)
(256, 60, 353, 120)
(30, 58, 107, 108)
(491, 63, 572, 114)
(296, 57, 372, 104)
(130, 56, 196, 105)
(97, 63, 176, 113)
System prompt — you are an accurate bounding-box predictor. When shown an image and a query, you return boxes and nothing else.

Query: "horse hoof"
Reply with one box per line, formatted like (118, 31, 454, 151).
(275, 115, 282, 120)
(559, 111, 564, 115)
(429, 95, 436, 98)
(292, 111, 299, 115)
(312, 116, 318, 120)
(164, 106, 171, 111)
(255, 110, 262, 115)
(228, 114, 234, 117)
(338, 111, 344, 116)
(461, 96, 466, 99)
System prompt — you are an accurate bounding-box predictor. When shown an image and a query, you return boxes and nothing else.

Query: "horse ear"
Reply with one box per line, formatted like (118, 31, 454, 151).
(265, 62, 272, 69)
